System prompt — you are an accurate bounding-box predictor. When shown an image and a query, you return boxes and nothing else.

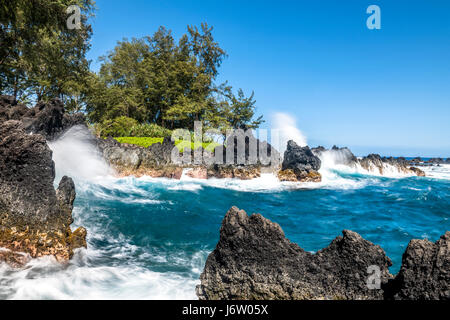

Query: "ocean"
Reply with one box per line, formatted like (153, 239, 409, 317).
(0, 128, 449, 299)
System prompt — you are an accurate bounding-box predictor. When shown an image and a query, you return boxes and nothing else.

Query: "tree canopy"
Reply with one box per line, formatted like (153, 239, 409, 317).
(0, 0, 94, 108)
(1, 2, 264, 132)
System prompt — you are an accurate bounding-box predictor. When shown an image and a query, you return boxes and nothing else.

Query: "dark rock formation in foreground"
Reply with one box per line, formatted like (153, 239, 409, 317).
(197, 207, 449, 300)
(0, 120, 86, 266)
(0, 95, 85, 140)
(385, 232, 450, 300)
(278, 140, 322, 182)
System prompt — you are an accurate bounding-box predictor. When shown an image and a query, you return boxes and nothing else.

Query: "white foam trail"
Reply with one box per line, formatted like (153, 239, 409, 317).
(135, 172, 369, 192)
(318, 149, 416, 179)
(420, 164, 450, 180)
(0, 249, 201, 300)
(272, 112, 308, 155)
(48, 125, 114, 183)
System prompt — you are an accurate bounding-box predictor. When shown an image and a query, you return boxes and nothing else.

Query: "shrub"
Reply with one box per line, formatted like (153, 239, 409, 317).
(129, 123, 173, 138)
(98, 116, 139, 138)
(113, 137, 221, 152)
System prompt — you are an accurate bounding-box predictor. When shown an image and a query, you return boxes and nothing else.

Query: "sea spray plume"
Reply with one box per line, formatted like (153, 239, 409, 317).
(48, 125, 114, 183)
(272, 112, 308, 156)
(313, 146, 358, 169)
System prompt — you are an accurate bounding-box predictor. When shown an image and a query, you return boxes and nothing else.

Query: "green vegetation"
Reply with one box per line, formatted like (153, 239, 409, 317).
(0, 0, 94, 110)
(92, 117, 173, 138)
(129, 123, 173, 138)
(114, 137, 163, 148)
(1, 3, 264, 135)
(96, 116, 138, 138)
(114, 137, 220, 152)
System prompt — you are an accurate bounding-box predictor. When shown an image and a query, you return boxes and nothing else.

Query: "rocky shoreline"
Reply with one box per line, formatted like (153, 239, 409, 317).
(96, 130, 281, 181)
(98, 137, 428, 182)
(197, 207, 450, 300)
(0, 94, 446, 301)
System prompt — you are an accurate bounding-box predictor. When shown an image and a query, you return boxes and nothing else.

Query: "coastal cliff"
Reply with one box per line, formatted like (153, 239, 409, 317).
(0, 96, 86, 266)
(197, 207, 449, 300)
(97, 129, 281, 180)
(0, 121, 86, 266)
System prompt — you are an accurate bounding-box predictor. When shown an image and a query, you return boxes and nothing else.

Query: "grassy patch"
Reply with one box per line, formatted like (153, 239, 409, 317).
(114, 137, 163, 148)
(114, 137, 221, 152)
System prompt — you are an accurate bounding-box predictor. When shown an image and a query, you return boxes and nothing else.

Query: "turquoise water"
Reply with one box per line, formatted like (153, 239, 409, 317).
(75, 170, 449, 275)
(65, 166, 449, 299)
(0, 128, 449, 299)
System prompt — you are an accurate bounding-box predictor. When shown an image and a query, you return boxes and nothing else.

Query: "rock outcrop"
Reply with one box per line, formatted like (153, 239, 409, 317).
(97, 137, 184, 179)
(97, 130, 281, 180)
(197, 207, 449, 300)
(385, 232, 450, 300)
(0, 95, 85, 140)
(197, 207, 392, 300)
(311, 144, 426, 177)
(358, 154, 425, 176)
(409, 166, 426, 177)
(278, 140, 322, 182)
(0, 120, 86, 265)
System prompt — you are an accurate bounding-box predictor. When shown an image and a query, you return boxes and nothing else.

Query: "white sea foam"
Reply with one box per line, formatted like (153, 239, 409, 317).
(318, 149, 416, 179)
(0, 250, 200, 300)
(0, 198, 206, 300)
(133, 172, 369, 193)
(420, 164, 450, 180)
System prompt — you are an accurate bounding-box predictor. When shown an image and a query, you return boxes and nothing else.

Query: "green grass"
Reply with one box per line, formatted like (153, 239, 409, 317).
(114, 137, 163, 148)
(114, 137, 221, 152)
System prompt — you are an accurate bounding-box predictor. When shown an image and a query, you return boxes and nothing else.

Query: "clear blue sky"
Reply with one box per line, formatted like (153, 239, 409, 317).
(87, 0, 450, 157)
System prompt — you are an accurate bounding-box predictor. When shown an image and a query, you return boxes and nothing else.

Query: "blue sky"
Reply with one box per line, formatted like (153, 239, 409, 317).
(87, 0, 450, 157)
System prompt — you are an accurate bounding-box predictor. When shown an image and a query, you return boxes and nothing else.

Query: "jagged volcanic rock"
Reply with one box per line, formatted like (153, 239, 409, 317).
(197, 207, 393, 300)
(282, 140, 321, 171)
(311, 144, 426, 177)
(0, 120, 86, 265)
(359, 154, 425, 176)
(97, 137, 183, 178)
(222, 130, 280, 167)
(97, 130, 280, 180)
(0, 95, 85, 140)
(385, 232, 450, 300)
(279, 140, 322, 182)
(198, 207, 449, 300)
(409, 166, 426, 177)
